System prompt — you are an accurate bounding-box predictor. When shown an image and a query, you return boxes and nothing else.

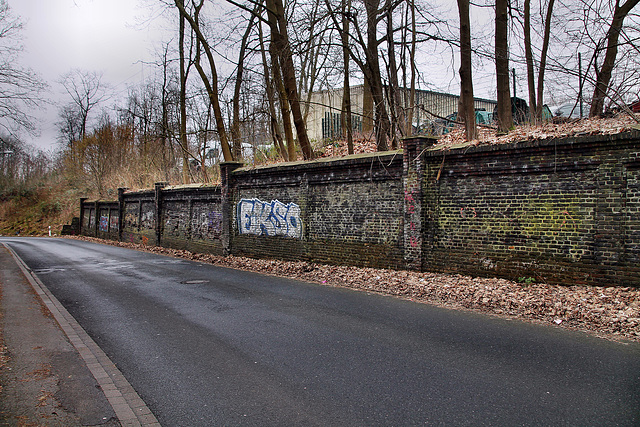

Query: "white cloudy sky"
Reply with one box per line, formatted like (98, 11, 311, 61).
(10, 0, 167, 151)
(9, 0, 494, 153)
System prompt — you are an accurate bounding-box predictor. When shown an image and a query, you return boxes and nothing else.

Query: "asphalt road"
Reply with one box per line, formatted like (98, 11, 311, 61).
(2, 237, 639, 426)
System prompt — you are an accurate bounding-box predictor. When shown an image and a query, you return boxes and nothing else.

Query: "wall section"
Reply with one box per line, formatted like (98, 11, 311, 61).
(80, 131, 640, 286)
(420, 132, 640, 285)
(229, 151, 405, 268)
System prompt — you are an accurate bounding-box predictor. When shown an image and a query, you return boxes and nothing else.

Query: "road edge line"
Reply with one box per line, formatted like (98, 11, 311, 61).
(1, 242, 161, 427)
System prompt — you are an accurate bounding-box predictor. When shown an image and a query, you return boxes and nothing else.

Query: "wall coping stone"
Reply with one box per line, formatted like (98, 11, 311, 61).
(235, 150, 404, 174)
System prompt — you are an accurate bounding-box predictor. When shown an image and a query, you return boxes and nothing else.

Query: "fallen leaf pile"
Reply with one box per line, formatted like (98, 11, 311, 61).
(70, 236, 639, 342)
(317, 114, 640, 158)
(422, 113, 639, 151)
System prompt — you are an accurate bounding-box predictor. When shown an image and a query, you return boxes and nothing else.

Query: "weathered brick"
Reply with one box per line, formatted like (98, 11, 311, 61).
(80, 131, 640, 287)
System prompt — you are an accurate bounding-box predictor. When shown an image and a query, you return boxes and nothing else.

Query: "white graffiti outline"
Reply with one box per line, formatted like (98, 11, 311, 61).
(237, 198, 302, 238)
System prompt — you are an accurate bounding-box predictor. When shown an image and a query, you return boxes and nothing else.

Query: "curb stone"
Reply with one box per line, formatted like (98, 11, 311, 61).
(2, 243, 161, 427)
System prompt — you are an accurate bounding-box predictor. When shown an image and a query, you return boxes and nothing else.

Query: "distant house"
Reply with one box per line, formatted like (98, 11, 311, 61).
(305, 84, 497, 142)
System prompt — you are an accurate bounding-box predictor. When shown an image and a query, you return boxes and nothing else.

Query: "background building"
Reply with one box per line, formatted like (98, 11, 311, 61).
(306, 85, 497, 142)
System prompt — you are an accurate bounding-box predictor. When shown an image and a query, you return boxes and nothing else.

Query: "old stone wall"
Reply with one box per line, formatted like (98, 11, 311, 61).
(160, 185, 223, 254)
(419, 131, 640, 285)
(229, 152, 405, 268)
(80, 130, 640, 286)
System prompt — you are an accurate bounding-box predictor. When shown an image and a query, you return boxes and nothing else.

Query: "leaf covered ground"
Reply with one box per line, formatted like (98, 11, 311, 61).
(71, 236, 639, 343)
(316, 113, 640, 158)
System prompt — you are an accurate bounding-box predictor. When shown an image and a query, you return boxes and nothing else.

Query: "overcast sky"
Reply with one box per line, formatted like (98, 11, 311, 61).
(9, 0, 489, 153)
(10, 0, 167, 151)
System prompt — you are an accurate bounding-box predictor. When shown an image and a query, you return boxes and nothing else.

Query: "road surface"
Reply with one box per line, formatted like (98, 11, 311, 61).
(2, 237, 639, 426)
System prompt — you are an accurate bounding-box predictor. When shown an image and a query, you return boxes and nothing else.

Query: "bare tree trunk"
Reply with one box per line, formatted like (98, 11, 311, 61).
(524, 0, 536, 122)
(457, 0, 477, 141)
(160, 42, 173, 181)
(364, 0, 389, 151)
(266, 0, 296, 162)
(495, 0, 513, 132)
(536, 0, 555, 120)
(232, 10, 258, 161)
(175, 0, 233, 162)
(589, 0, 640, 116)
(386, 0, 404, 148)
(267, 0, 315, 159)
(258, 19, 288, 160)
(178, 0, 190, 184)
(340, 0, 354, 154)
(407, 0, 416, 137)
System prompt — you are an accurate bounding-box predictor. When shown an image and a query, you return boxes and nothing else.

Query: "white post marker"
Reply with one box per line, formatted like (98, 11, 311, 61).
(49, 226, 52, 237)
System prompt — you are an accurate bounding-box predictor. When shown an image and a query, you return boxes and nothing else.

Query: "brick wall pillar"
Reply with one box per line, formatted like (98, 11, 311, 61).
(79, 198, 88, 235)
(93, 201, 99, 237)
(117, 188, 127, 241)
(154, 182, 168, 245)
(220, 161, 244, 256)
(403, 136, 436, 270)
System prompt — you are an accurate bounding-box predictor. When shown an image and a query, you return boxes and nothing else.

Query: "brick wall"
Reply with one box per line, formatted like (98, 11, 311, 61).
(160, 185, 223, 254)
(419, 131, 640, 285)
(229, 152, 405, 268)
(120, 190, 156, 246)
(80, 130, 640, 286)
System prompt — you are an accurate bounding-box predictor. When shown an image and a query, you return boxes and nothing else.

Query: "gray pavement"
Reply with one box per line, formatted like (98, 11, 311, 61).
(3, 237, 640, 426)
(0, 243, 160, 426)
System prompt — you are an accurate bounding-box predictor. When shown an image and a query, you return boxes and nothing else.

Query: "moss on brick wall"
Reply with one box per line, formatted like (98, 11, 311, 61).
(80, 132, 640, 286)
(421, 131, 640, 286)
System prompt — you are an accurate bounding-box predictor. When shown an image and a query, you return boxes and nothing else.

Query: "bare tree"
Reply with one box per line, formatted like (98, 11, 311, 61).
(457, 0, 477, 140)
(589, 0, 640, 116)
(231, 8, 259, 160)
(60, 69, 109, 141)
(257, 18, 288, 160)
(0, 1, 46, 136)
(174, 0, 233, 162)
(178, 0, 192, 183)
(495, 0, 513, 132)
(522, 0, 555, 122)
(265, 0, 315, 159)
(340, 0, 354, 154)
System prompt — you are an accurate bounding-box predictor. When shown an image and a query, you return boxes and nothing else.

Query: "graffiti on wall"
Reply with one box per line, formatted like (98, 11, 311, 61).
(140, 203, 155, 230)
(99, 216, 109, 232)
(237, 198, 302, 238)
(191, 209, 223, 240)
(109, 211, 119, 231)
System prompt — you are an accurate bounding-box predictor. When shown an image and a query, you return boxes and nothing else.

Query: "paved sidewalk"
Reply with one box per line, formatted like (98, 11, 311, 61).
(0, 244, 160, 426)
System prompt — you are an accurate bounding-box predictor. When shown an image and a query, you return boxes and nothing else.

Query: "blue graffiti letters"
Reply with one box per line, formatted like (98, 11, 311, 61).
(237, 198, 302, 238)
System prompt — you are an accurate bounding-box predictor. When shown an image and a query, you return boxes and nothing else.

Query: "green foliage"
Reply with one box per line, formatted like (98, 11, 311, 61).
(518, 277, 536, 285)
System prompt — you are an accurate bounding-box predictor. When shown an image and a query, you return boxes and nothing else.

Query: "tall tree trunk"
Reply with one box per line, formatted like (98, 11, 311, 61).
(536, 0, 555, 120)
(267, 0, 315, 159)
(258, 19, 288, 161)
(364, 0, 389, 151)
(341, 0, 354, 154)
(271, 49, 296, 161)
(457, 0, 477, 141)
(495, 0, 513, 132)
(232, 10, 258, 161)
(524, 0, 536, 122)
(178, 0, 190, 184)
(386, 0, 403, 148)
(266, 0, 296, 161)
(407, 0, 416, 137)
(175, 0, 233, 162)
(589, 0, 640, 117)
